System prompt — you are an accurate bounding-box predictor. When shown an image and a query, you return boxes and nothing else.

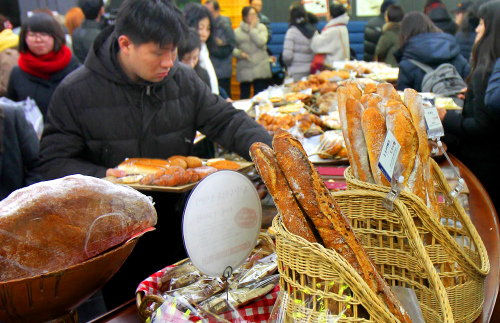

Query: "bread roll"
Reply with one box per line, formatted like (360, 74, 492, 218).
(192, 166, 217, 180)
(337, 87, 358, 178)
(346, 98, 374, 183)
(272, 129, 412, 323)
(209, 160, 240, 170)
(0, 175, 157, 282)
(118, 163, 165, 175)
(120, 158, 170, 169)
(186, 156, 203, 169)
(386, 109, 419, 187)
(362, 108, 390, 186)
(168, 158, 188, 169)
(377, 83, 402, 102)
(249, 142, 318, 243)
(404, 89, 440, 217)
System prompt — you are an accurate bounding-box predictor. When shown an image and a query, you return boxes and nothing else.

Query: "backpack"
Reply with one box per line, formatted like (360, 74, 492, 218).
(408, 59, 467, 96)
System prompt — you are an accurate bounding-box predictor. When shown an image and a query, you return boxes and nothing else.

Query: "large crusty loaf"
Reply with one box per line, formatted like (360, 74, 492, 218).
(338, 87, 358, 179)
(404, 89, 440, 217)
(362, 108, 390, 186)
(377, 83, 402, 103)
(346, 98, 374, 183)
(0, 175, 157, 282)
(272, 129, 412, 323)
(386, 109, 419, 188)
(249, 142, 318, 243)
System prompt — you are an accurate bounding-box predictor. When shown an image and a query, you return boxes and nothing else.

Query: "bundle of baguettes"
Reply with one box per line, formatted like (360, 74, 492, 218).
(249, 129, 412, 323)
(338, 81, 439, 217)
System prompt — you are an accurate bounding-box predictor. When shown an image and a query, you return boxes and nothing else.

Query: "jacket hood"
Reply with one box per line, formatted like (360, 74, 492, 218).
(399, 32, 461, 65)
(85, 25, 178, 88)
(293, 23, 317, 39)
(0, 29, 19, 53)
(427, 7, 453, 23)
(326, 13, 349, 28)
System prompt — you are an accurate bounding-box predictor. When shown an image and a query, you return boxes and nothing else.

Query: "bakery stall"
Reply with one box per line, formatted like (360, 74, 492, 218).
(1, 68, 499, 323)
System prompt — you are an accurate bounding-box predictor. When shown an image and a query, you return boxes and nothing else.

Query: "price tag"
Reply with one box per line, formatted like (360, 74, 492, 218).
(424, 106, 445, 139)
(182, 171, 262, 277)
(378, 130, 401, 182)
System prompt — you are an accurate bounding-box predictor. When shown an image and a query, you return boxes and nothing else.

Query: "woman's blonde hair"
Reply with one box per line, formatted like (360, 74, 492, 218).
(64, 7, 85, 36)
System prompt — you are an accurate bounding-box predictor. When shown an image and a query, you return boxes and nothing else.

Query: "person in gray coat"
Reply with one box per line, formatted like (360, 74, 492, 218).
(72, 0, 104, 63)
(204, 0, 236, 98)
(233, 6, 272, 99)
(283, 2, 318, 81)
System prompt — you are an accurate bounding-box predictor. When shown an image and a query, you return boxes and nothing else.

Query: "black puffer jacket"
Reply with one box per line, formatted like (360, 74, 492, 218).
(363, 14, 385, 62)
(37, 26, 272, 180)
(6, 55, 80, 118)
(427, 7, 458, 35)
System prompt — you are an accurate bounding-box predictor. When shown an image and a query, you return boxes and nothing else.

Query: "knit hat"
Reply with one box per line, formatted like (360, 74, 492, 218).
(451, 1, 473, 13)
(0, 29, 19, 53)
(381, 0, 397, 13)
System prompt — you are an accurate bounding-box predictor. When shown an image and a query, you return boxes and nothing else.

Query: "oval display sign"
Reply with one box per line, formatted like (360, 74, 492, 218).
(182, 170, 262, 277)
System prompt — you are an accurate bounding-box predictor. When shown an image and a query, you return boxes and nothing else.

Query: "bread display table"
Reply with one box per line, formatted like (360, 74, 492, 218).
(88, 155, 500, 323)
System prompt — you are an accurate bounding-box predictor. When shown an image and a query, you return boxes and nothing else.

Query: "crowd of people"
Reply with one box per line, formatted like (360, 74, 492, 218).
(0, 0, 500, 319)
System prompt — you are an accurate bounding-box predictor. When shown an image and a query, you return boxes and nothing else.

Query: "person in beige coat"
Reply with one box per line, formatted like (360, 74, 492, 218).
(233, 6, 272, 99)
(0, 15, 19, 97)
(310, 3, 350, 67)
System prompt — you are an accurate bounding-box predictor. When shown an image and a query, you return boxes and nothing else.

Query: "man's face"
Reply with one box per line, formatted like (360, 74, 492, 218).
(455, 12, 463, 26)
(251, 0, 262, 13)
(125, 40, 177, 83)
(204, 2, 216, 18)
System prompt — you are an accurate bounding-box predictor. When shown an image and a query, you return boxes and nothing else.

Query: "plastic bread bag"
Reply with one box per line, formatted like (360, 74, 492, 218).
(267, 285, 351, 323)
(230, 253, 278, 289)
(198, 274, 280, 316)
(390, 286, 425, 323)
(158, 261, 203, 294)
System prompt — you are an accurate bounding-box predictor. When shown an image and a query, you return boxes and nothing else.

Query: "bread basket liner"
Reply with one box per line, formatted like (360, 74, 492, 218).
(343, 158, 489, 323)
(272, 188, 454, 323)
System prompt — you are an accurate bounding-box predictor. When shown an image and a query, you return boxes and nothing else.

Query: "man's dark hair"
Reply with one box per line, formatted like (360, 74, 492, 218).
(115, 0, 188, 47)
(386, 5, 405, 22)
(205, 0, 220, 11)
(289, 2, 308, 25)
(78, 0, 103, 20)
(177, 27, 201, 59)
(18, 13, 66, 53)
(380, 0, 397, 14)
(183, 3, 215, 47)
(329, 2, 346, 19)
(0, 14, 8, 32)
(399, 11, 441, 47)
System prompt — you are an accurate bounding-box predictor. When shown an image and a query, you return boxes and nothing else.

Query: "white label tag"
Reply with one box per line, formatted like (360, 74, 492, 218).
(284, 77, 294, 85)
(424, 106, 445, 139)
(378, 130, 401, 182)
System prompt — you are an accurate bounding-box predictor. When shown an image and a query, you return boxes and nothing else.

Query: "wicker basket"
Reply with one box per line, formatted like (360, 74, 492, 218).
(272, 189, 454, 323)
(343, 158, 489, 323)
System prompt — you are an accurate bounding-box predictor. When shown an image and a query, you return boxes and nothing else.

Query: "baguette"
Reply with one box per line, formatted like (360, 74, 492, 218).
(404, 89, 440, 217)
(249, 142, 318, 243)
(362, 108, 390, 186)
(359, 93, 382, 110)
(377, 83, 402, 103)
(272, 129, 412, 323)
(386, 109, 419, 187)
(117, 163, 166, 175)
(345, 81, 363, 100)
(346, 98, 374, 183)
(337, 87, 358, 178)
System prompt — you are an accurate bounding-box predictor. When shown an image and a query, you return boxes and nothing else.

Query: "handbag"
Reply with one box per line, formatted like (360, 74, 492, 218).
(310, 24, 348, 74)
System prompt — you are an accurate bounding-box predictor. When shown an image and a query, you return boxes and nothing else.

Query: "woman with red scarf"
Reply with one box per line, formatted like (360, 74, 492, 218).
(6, 13, 80, 118)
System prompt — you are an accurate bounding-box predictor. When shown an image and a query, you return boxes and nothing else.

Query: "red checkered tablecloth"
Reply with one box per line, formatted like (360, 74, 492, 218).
(136, 265, 279, 322)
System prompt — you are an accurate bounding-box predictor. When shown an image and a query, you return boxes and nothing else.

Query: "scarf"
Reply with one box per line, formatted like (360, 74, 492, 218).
(199, 43, 219, 95)
(0, 29, 19, 53)
(18, 45, 72, 80)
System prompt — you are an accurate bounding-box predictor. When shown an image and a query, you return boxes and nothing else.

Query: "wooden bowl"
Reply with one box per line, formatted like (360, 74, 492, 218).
(0, 237, 140, 323)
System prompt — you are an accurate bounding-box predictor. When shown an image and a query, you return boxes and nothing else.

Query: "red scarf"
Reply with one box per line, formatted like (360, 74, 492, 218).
(18, 45, 72, 80)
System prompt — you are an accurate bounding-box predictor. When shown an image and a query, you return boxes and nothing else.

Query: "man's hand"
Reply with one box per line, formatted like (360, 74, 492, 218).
(106, 168, 127, 178)
(241, 52, 250, 60)
(437, 108, 447, 121)
(226, 97, 234, 103)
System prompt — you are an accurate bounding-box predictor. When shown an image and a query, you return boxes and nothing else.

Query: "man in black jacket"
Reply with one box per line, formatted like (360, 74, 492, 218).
(38, 0, 271, 181)
(363, 0, 396, 62)
(37, 0, 272, 309)
(72, 0, 104, 63)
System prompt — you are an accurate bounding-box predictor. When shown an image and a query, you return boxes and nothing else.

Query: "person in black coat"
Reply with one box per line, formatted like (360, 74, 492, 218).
(485, 58, 500, 110)
(36, 0, 272, 309)
(6, 13, 80, 118)
(363, 0, 396, 62)
(394, 11, 470, 92)
(424, 0, 458, 35)
(72, 0, 105, 63)
(439, 0, 500, 212)
(0, 105, 43, 200)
